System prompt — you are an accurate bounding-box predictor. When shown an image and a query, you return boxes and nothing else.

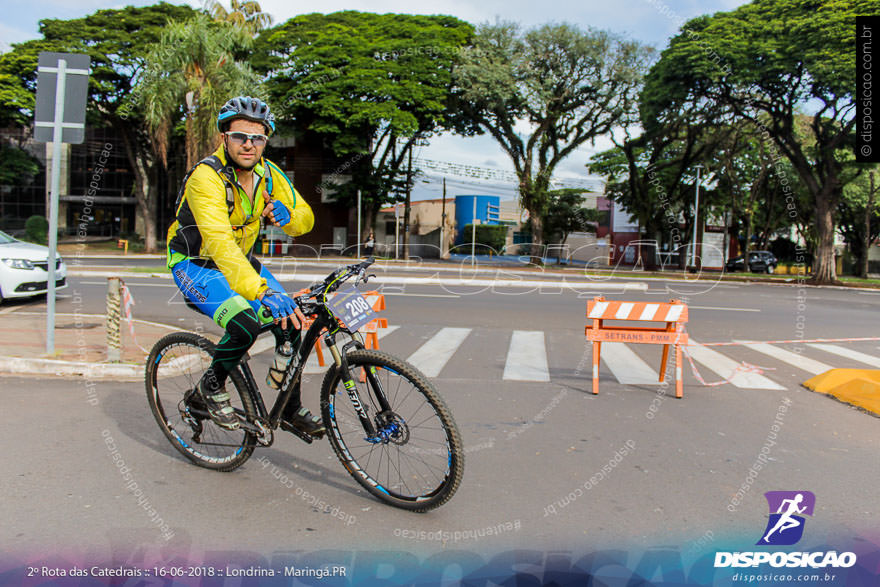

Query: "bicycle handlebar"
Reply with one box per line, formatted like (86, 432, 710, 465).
(294, 257, 376, 314)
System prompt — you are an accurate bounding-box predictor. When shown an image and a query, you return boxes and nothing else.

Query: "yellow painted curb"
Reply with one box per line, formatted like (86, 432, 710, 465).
(803, 369, 880, 415)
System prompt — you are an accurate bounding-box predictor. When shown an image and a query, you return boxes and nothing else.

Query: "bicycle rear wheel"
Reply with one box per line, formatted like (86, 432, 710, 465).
(146, 332, 257, 471)
(320, 349, 464, 511)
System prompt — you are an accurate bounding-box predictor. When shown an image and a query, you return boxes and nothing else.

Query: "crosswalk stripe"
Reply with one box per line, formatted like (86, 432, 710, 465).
(807, 343, 880, 368)
(503, 330, 550, 381)
(407, 327, 471, 377)
(253, 327, 880, 384)
(739, 342, 832, 375)
(686, 339, 784, 390)
(601, 342, 662, 385)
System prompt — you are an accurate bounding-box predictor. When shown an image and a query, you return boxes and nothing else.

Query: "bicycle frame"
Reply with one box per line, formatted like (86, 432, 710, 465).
(235, 302, 390, 440)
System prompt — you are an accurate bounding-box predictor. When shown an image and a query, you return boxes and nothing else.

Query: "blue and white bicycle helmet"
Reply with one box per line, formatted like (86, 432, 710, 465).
(217, 96, 276, 135)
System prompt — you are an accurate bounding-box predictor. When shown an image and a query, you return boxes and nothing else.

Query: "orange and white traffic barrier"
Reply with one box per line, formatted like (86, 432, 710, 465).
(360, 291, 387, 351)
(296, 289, 387, 367)
(586, 296, 688, 398)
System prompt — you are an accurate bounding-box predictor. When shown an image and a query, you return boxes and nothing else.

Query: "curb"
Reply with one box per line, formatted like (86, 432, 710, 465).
(0, 356, 143, 380)
(0, 314, 184, 380)
(0, 331, 275, 381)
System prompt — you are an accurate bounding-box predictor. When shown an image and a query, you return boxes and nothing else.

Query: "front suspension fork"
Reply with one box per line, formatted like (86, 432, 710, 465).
(326, 332, 393, 438)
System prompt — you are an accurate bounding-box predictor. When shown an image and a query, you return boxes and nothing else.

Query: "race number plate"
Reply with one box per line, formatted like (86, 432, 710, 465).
(327, 287, 377, 331)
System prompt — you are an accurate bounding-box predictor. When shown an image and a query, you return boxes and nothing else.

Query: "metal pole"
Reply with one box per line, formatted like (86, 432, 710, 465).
(404, 146, 412, 260)
(471, 196, 476, 267)
(357, 189, 361, 259)
(691, 165, 702, 269)
(441, 177, 447, 259)
(46, 58, 67, 355)
(395, 206, 399, 260)
(864, 171, 875, 278)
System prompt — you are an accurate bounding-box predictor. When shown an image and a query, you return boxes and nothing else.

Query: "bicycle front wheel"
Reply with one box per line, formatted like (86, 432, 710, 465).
(146, 331, 257, 472)
(320, 349, 464, 511)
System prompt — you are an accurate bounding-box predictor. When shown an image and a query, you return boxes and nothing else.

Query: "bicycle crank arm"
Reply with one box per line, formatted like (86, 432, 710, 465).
(236, 419, 273, 446)
(283, 425, 314, 444)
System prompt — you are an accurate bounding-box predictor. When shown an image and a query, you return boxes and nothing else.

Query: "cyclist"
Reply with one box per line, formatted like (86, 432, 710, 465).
(166, 95, 325, 436)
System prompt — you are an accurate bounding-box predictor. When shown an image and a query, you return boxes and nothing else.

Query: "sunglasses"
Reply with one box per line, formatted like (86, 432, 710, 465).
(225, 131, 268, 147)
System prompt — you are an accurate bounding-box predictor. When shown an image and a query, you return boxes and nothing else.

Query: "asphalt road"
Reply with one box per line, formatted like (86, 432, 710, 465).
(2, 264, 879, 581)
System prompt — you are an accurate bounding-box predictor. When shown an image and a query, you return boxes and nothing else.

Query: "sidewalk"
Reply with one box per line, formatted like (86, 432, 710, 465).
(0, 310, 182, 380)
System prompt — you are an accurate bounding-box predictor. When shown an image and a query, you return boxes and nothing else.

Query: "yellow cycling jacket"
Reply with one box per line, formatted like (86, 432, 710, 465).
(166, 146, 314, 300)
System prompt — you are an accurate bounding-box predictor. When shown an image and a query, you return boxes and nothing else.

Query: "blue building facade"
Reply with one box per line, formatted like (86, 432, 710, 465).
(454, 195, 500, 243)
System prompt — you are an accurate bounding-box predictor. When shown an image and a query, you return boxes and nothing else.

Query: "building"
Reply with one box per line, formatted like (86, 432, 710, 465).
(1, 125, 353, 251)
(375, 198, 456, 258)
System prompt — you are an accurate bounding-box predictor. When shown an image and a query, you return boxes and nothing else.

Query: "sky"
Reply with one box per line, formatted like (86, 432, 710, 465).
(3, 0, 751, 201)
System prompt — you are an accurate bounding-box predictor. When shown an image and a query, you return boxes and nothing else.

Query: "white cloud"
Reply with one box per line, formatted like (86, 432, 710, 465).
(0, 22, 36, 53)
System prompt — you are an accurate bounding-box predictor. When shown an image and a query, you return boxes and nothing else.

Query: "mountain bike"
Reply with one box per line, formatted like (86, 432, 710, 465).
(145, 258, 463, 511)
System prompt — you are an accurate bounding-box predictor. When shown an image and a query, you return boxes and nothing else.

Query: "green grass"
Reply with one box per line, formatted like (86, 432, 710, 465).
(838, 276, 880, 286)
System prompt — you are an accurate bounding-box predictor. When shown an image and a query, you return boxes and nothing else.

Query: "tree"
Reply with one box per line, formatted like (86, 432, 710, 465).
(0, 45, 47, 128)
(643, 0, 872, 283)
(543, 189, 600, 245)
(588, 117, 724, 270)
(839, 167, 880, 277)
(205, 0, 273, 34)
(139, 13, 259, 169)
(0, 3, 196, 252)
(713, 122, 808, 258)
(254, 11, 475, 241)
(455, 21, 652, 261)
(0, 143, 40, 185)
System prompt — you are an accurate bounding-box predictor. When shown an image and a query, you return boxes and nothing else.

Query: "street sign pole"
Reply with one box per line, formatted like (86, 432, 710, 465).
(34, 52, 90, 355)
(45, 59, 67, 355)
(357, 190, 362, 259)
(471, 197, 477, 267)
(691, 165, 703, 270)
(394, 204, 401, 260)
(440, 177, 447, 259)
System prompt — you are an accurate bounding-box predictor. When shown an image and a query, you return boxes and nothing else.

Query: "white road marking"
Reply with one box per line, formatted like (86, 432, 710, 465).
(503, 330, 550, 382)
(600, 342, 662, 385)
(807, 343, 880, 368)
(738, 342, 832, 375)
(686, 339, 784, 390)
(407, 327, 472, 377)
(381, 292, 460, 298)
(689, 306, 761, 312)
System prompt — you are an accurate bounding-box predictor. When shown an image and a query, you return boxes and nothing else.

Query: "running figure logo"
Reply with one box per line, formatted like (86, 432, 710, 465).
(757, 491, 816, 546)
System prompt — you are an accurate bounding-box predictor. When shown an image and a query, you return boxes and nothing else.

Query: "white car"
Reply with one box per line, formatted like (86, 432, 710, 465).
(0, 230, 68, 303)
